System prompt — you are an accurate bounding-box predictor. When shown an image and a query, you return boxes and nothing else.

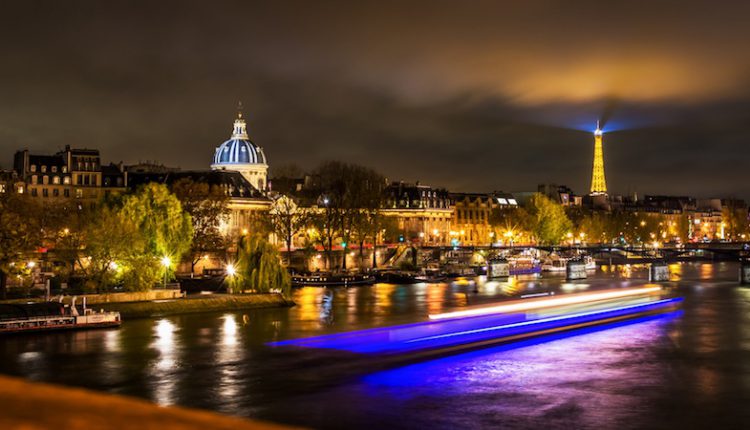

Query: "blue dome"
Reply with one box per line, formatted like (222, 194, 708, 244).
(213, 138, 266, 164)
(212, 112, 267, 166)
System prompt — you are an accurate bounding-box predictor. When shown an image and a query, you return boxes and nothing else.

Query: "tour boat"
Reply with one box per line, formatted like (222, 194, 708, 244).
(0, 298, 121, 335)
(508, 256, 542, 275)
(541, 254, 569, 272)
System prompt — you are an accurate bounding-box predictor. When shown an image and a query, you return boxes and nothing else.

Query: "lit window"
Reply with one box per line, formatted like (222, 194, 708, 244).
(42, 176, 49, 185)
(30, 165, 36, 172)
(51, 166, 57, 173)
(63, 176, 71, 184)
(53, 176, 60, 184)
(0, 184, 5, 193)
(497, 198, 508, 205)
(31, 175, 37, 184)
(75, 189, 83, 198)
(508, 199, 518, 205)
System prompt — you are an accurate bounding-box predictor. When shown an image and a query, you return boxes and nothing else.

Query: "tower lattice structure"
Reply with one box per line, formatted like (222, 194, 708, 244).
(589, 123, 607, 195)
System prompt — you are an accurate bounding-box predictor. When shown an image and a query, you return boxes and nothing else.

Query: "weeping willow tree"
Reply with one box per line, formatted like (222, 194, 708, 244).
(232, 234, 291, 297)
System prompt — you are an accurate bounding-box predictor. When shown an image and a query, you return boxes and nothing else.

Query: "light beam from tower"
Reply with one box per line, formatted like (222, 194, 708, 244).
(589, 121, 607, 195)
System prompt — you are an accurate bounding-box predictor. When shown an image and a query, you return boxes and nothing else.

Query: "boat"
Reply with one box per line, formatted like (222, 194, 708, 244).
(291, 272, 376, 287)
(508, 256, 542, 275)
(414, 268, 448, 283)
(0, 298, 121, 335)
(376, 270, 420, 284)
(541, 253, 569, 272)
(583, 255, 597, 270)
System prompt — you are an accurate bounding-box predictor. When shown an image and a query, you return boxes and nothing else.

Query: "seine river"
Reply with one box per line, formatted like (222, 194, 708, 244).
(2, 262, 749, 429)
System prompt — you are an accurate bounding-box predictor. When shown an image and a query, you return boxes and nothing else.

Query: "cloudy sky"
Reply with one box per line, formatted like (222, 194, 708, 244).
(1, 0, 749, 197)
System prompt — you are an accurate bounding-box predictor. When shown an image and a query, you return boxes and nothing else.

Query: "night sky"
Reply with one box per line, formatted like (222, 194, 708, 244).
(1, 1, 749, 198)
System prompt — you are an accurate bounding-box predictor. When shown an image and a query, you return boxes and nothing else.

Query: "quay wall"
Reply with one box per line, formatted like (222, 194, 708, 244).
(0, 374, 298, 430)
(96, 293, 294, 319)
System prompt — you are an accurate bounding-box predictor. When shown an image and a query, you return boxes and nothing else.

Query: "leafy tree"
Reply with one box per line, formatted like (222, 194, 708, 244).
(77, 205, 146, 292)
(120, 183, 193, 290)
(232, 234, 291, 297)
(0, 192, 39, 299)
(170, 178, 230, 273)
(268, 195, 310, 266)
(525, 193, 573, 245)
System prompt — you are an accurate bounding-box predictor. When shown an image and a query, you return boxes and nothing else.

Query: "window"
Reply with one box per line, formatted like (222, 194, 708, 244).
(42, 176, 49, 185)
(30, 165, 36, 172)
(77, 176, 82, 185)
(75, 189, 83, 198)
(62, 166, 67, 173)
(42, 188, 48, 197)
(64, 189, 70, 197)
(31, 175, 37, 184)
(63, 176, 71, 185)
(53, 188, 59, 197)
(31, 188, 37, 197)
(41, 165, 47, 173)
(51, 166, 57, 173)
(53, 176, 60, 184)
(0, 184, 5, 193)
(17, 186, 23, 194)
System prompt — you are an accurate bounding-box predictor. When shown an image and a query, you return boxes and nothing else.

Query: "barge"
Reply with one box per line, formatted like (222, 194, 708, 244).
(0, 299, 121, 334)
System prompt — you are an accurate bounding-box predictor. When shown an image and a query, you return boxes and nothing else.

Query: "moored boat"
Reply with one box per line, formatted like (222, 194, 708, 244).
(0, 299, 121, 335)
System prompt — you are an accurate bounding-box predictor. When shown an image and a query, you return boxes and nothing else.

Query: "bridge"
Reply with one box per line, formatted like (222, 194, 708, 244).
(416, 242, 750, 263)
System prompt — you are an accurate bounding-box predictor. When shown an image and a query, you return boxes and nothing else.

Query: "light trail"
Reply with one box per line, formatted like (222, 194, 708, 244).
(429, 286, 663, 320)
(415, 298, 680, 344)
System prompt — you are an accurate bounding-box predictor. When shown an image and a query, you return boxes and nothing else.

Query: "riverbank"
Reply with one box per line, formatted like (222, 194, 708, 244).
(96, 294, 295, 319)
(1, 293, 295, 320)
(0, 374, 297, 430)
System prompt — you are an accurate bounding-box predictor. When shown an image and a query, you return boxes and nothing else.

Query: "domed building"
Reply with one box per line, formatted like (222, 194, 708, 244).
(210, 109, 268, 191)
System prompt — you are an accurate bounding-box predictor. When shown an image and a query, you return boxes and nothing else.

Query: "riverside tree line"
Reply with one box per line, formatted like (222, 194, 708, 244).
(2, 160, 748, 297)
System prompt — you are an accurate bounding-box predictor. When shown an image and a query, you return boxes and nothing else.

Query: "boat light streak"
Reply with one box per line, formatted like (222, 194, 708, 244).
(414, 298, 680, 344)
(429, 286, 663, 320)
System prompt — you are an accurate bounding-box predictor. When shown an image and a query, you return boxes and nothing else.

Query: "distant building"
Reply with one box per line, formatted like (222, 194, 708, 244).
(450, 191, 518, 246)
(381, 181, 453, 245)
(12, 146, 126, 200)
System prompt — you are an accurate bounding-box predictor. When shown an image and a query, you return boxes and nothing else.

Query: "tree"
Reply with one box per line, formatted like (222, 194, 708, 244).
(77, 205, 146, 292)
(525, 193, 573, 245)
(232, 234, 291, 297)
(120, 183, 193, 290)
(0, 192, 39, 299)
(170, 178, 230, 274)
(310, 161, 385, 270)
(268, 195, 310, 266)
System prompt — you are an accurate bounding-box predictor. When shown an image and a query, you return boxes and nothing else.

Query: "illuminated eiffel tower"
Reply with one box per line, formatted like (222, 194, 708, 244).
(589, 121, 607, 195)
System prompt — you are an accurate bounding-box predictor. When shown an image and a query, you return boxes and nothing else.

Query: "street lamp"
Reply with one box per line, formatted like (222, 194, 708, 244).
(160, 256, 171, 289)
(226, 263, 236, 277)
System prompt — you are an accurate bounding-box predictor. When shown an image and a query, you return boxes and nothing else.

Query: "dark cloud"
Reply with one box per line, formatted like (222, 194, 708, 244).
(0, 0, 749, 198)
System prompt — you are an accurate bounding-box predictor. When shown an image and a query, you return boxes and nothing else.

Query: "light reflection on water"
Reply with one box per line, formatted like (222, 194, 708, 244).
(1, 262, 750, 429)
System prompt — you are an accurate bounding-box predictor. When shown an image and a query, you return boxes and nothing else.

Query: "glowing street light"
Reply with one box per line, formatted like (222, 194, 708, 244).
(160, 256, 171, 288)
(226, 263, 236, 277)
(27, 261, 36, 268)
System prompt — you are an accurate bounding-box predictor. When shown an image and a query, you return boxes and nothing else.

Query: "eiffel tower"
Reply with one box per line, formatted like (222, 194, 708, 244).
(589, 121, 608, 195)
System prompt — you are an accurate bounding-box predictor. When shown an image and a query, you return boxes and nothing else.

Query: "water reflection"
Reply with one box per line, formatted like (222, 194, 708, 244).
(1, 262, 750, 429)
(151, 318, 178, 405)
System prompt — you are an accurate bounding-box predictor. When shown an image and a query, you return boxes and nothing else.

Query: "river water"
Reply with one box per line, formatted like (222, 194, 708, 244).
(1, 262, 749, 429)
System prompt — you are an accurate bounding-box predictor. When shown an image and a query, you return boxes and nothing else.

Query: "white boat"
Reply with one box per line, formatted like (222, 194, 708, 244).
(583, 255, 597, 270)
(541, 254, 569, 272)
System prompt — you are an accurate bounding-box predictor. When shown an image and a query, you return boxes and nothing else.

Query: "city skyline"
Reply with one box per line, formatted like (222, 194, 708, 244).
(2, 1, 750, 199)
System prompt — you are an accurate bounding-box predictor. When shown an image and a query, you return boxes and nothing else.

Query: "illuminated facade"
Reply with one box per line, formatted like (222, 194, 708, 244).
(381, 182, 453, 245)
(12, 146, 126, 200)
(590, 122, 608, 195)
